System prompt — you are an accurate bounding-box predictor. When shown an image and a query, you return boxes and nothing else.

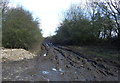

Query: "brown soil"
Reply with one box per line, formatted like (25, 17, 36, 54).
(1, 42, 119, 81)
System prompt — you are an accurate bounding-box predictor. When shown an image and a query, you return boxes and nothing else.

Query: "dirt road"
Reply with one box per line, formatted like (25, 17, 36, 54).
(2, 42, 119, 81)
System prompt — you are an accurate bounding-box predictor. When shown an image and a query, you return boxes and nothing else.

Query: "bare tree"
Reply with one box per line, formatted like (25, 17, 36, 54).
(106, 0, 120, 28)
(96, 0, 120, 37)
(0, 0, 9, 14)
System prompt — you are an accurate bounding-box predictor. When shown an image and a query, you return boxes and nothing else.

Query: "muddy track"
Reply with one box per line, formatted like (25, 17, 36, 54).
(2, 42, 119, 81)
(53, 46, 117, 77)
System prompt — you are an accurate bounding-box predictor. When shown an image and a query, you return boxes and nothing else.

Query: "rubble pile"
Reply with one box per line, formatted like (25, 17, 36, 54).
(0, 48, 37, 62)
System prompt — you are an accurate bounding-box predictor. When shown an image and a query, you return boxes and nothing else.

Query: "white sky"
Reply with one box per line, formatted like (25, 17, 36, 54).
(9, 0, 81, 37)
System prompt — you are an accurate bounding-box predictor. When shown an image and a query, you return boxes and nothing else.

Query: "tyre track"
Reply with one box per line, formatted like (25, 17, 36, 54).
(53, 45, 117, 78)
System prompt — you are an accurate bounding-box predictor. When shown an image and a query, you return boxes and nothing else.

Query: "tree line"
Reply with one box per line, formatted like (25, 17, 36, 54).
(52, 0, 120, 48)
(1, 0, 43, 52)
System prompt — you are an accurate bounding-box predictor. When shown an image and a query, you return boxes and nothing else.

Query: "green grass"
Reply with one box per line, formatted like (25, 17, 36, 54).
(71, 45, 119, 60)
(86, 50, 119, 59)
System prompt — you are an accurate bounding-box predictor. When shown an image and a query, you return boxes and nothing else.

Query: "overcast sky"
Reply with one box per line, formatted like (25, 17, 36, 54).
(9, 0, 81, 37)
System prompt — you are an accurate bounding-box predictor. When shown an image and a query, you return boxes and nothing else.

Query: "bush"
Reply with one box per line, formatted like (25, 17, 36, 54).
(2, 7, 43, 52)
